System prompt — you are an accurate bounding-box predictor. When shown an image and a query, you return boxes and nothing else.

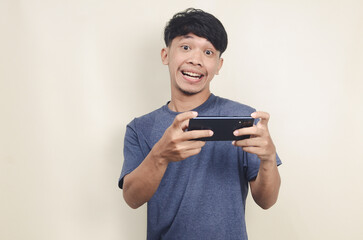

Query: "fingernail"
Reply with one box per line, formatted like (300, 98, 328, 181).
(233, 130, 238, 136)
(210, 130, 214, 136)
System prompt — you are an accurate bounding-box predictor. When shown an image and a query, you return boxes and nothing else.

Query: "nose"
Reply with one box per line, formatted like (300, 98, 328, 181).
(188, 50, 203, 67)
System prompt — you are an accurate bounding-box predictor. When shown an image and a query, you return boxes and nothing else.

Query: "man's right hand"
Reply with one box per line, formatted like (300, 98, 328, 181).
(123, 111, 212, 209)
(153, 111, 213, 164)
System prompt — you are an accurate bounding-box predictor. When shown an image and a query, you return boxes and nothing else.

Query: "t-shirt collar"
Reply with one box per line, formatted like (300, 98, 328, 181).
(163, 93, 217, 115)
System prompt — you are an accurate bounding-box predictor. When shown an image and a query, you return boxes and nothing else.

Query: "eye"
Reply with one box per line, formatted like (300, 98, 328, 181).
(205, 49, 213, 56)
(182, 45, 190, 51)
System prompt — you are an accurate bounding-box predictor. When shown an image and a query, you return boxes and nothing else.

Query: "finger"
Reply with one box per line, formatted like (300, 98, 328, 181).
(169, 141, 205, 160)
(233, 126, 260, 137)
(176, 140, 206, 156)
(239, 146, 264, 155)
(181, 116, 195, 131)
(233, 137, 261, 147)
(172, 111, 198, 129)
(174, 139, 206, 151)
(183, 140, 206, 149)
(181, 120, 189, 131)
(251, 111, 270, 125)
(183, 129, 214, 141)
(232, 139, 263, 154)
(184, 139, 211, 154)
(181, 147, 204, 159)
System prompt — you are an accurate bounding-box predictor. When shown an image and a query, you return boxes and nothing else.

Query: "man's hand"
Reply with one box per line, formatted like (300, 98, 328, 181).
(154, 111, 214, 164)
(232, 111, 276, 163)
(123, 111, 213, 209)
(232, 111, 280, 209)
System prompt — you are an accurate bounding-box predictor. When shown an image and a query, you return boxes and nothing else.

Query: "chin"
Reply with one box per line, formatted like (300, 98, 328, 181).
(177, 85, 206, 96)
(180, 89, 200, 96)
(173, 74, 210, 96)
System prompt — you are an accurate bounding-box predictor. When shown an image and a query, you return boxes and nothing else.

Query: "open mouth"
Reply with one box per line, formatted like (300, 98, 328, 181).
(181, 71, 204, 79)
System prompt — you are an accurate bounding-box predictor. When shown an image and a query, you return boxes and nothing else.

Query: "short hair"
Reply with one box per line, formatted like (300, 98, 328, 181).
(164, 8, 228, 56)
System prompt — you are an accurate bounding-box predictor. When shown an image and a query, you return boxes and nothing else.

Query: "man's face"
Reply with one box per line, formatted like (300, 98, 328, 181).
(161, 33, 223, 97)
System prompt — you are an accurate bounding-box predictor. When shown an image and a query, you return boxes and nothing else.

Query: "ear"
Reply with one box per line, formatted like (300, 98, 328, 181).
(216, 57, 224, 75)
(161, 47, 169, 65)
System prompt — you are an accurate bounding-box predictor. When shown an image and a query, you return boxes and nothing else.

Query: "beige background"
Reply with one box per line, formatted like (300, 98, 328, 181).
(1, 0, 362, 239)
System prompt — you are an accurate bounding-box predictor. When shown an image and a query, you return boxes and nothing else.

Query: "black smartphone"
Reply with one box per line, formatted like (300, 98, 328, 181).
(188, 116, 254, 141)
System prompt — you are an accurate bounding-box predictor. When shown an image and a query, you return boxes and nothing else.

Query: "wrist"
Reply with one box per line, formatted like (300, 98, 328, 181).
(150, 142, 170, 168)
(259, 153, 276, 166)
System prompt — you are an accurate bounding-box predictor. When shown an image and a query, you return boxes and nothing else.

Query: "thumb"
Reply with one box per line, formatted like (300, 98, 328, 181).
(172, 111, 198, 130)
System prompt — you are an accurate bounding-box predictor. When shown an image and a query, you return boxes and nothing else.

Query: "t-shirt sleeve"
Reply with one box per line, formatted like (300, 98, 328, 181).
(118, 119, 147, 189)
(244, 152, 282, 182)
(243, 115, 282, 181)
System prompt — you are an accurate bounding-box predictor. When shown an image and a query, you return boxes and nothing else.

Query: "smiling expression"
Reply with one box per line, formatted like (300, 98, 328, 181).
(161, 33, 223, 97)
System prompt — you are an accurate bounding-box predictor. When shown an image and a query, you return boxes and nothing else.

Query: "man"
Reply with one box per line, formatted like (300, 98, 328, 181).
(119, 8, 281, 240)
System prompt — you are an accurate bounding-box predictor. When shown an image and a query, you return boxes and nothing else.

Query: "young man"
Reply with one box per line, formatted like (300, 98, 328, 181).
(119, 8, 281, 240)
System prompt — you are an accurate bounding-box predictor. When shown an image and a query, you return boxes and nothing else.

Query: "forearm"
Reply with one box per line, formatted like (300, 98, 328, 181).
(122, 112, 211, 209)
(250, 156, 281, 210)
(123, 147, 168, 209)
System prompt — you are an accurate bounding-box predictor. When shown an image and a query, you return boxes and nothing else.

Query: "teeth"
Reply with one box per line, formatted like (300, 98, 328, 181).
(182, 71, 202, 78)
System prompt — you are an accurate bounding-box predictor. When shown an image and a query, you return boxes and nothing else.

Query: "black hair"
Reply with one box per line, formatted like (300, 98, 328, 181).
(164, 8, 228, 55)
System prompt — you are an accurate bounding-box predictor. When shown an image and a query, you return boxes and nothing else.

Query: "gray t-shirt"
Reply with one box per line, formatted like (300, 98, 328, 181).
(119, 94, 281, 240)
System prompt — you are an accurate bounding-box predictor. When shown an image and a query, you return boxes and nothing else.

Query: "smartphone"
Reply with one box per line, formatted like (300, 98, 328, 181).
(188, 116, 254, 141)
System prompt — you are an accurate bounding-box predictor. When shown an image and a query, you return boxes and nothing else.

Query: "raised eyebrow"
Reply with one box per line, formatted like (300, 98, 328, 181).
(176, 35, 194, 43)
(177, 35, 217, 51)
(181, 34, 194, 39)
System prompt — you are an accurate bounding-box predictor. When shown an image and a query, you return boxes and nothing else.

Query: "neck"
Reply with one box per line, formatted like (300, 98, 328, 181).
(168, 91, 211, 112)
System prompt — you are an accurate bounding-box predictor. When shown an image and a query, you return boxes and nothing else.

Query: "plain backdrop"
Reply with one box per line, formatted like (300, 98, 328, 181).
(1, 0, 362, 239)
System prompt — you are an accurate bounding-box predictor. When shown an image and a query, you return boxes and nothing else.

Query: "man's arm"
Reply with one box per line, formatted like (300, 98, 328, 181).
(123, 111, 213, 209)
(233, 111, 281, 209)
(249, 155, 280, 209)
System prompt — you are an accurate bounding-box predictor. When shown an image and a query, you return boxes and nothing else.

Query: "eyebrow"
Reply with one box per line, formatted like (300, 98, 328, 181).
(181, 35, 194, 39)
(177, 35, 218, 51)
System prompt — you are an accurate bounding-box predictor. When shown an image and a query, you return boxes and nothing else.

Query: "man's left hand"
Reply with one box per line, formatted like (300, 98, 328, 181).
(233, 111, 276, 163)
